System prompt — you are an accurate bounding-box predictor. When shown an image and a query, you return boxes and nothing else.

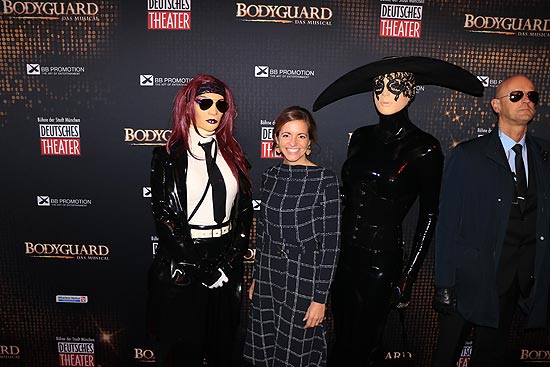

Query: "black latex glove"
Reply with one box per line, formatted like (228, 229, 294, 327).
(432, 287, 457, 314)
(392, 275, 413, 309)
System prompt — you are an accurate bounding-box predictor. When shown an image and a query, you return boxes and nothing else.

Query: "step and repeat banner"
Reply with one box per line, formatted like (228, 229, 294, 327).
(1, 0, 550, 366)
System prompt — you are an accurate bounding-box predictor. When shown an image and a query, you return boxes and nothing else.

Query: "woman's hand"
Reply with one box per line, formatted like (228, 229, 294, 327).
(303, 301, 326, 329)
(248, 279, 255, 301)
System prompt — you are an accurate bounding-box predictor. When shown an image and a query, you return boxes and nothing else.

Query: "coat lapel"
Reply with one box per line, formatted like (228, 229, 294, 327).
(484, 128, 510, 171)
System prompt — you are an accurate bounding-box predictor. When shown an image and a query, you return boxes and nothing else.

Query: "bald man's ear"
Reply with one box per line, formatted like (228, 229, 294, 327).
(491, 98, 500, 114)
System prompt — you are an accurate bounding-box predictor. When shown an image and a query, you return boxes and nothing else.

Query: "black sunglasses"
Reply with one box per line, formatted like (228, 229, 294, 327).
(195, 98, 229, 113)
(496, 90, 539, 105)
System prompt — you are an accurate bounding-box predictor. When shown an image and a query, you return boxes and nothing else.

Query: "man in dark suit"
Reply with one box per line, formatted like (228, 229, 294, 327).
(432, 75, 550, 367)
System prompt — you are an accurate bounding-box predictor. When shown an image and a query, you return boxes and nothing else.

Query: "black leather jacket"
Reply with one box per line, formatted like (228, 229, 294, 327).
(341, 108, 444, 282)
(150, 142, 253, 284)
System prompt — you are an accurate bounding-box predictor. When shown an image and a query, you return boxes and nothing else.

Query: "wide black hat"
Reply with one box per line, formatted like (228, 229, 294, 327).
(312, 56, 484, 111)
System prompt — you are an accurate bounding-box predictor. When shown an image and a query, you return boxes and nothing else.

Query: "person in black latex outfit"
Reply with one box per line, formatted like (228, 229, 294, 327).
(332, 71, 443, 365)
(312, 56, 484, 366)
(146, 74, 253, 367)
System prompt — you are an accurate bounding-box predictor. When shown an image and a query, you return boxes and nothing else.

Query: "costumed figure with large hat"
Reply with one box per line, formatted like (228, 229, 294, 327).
(313, 56, 483, 366)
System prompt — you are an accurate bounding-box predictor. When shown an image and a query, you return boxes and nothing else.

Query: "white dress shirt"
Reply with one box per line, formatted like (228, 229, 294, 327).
(186, 128, 238, 226)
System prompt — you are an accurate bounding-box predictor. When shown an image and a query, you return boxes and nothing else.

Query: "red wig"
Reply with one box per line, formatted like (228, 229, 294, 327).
(167, 74, 251, 186)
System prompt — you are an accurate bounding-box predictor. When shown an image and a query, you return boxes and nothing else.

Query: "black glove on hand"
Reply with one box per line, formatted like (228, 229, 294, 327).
(432, 287, 457, 314)
(392, 275, 413, 309)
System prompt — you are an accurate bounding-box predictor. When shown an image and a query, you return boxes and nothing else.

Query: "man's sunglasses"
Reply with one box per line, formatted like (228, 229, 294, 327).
(195, 98, 229, 113)
(496, 90, 539, 105)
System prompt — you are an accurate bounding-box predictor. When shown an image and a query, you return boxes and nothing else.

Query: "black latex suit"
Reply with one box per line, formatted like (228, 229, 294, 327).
(330, 107, 443, 365)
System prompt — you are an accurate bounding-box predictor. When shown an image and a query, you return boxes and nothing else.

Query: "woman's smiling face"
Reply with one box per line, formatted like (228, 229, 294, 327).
(275, 119, 311, 166)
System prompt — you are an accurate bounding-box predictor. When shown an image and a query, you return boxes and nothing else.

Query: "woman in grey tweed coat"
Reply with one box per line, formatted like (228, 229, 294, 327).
(244, 106, 341, 367)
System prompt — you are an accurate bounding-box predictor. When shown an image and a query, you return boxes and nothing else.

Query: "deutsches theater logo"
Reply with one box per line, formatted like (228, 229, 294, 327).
(236, 3, 333, 26)
(57, 336, 95, 367)
(379, 0, 423, 38)
(124, 127, 171, 146)
(25, 241, 110, 261)
(259, 119, 282, 159)
(38, 119, 81, 156)
(148, 0, 191, 30)
(464, 13, 550, 37)
(1, 1, 100, 21)
(457, 340, 472, 367)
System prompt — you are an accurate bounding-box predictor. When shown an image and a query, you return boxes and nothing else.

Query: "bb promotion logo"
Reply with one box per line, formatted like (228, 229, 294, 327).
(148, 0, 191, 30)
(26, 63, 85, 76)
(139, 74, 191, 87)
(254, 65, 315, 79)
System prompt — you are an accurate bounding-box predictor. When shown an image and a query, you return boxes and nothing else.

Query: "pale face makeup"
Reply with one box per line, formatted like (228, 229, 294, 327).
(373, 72, 414, 115)
(193, 92, 225, 135)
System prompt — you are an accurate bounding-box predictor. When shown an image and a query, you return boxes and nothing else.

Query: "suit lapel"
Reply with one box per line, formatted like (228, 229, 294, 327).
(485, 128, 510, 171)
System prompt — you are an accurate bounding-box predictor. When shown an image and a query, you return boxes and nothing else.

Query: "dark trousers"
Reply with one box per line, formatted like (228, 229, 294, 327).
(329, 247, 403, 366)
(432, 279, 520, 367)
(154, 269, 243, 367)
(148, 235, 243, 367)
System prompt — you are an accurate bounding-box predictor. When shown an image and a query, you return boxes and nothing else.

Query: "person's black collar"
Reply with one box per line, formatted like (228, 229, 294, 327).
(375, 107, 414, 143)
